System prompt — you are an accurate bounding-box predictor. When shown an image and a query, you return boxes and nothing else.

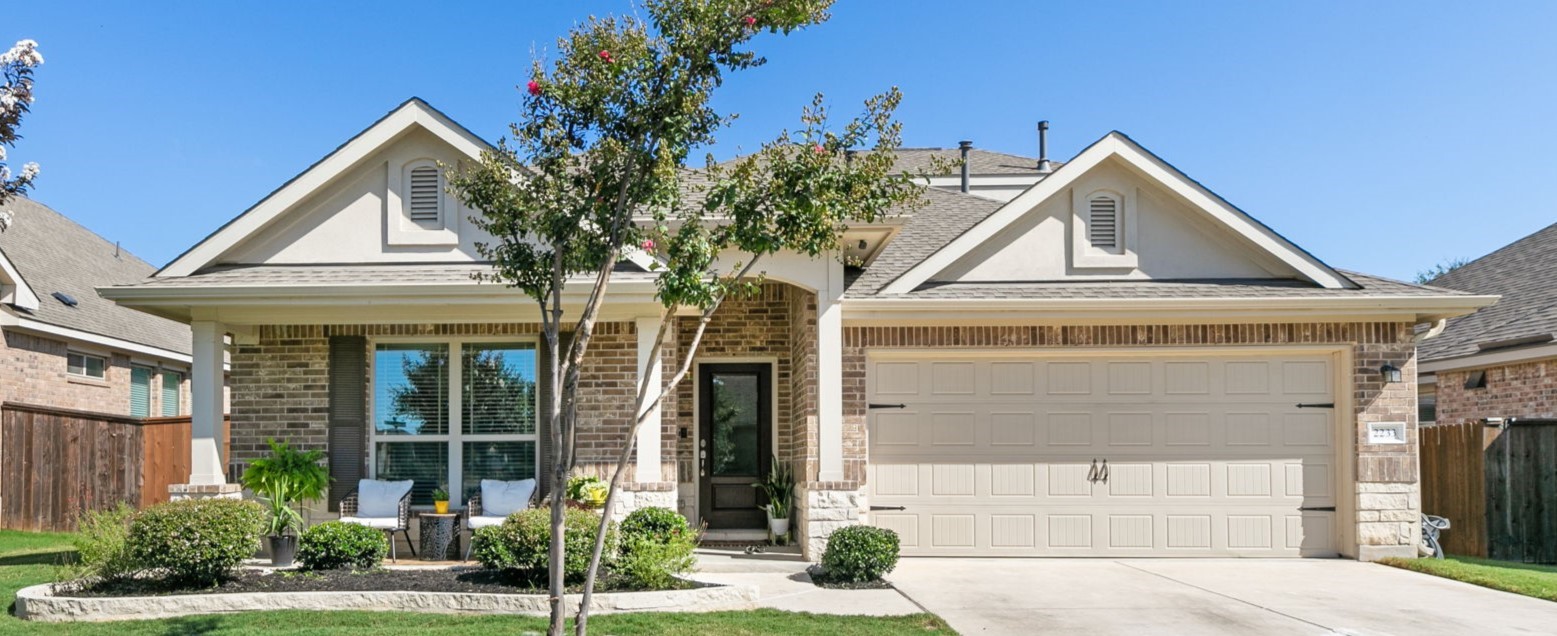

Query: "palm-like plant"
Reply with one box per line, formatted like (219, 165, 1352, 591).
(241, 439, 329, 536)
(753, 462, 794, 520)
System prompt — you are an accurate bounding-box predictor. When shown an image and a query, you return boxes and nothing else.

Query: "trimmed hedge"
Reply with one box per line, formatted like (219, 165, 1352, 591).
(821, 525, 900, 583)
(128, 498, 265, 585)
(472, 507, 614, 584)
(617, 507, 697, 588)
(298, 521, 388, 570)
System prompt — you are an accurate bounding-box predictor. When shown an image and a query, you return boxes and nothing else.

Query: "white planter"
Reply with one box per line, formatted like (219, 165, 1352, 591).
(767, 517, 790, 537)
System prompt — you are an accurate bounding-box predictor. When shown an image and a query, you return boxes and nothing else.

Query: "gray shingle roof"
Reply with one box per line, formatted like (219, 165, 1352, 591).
(889, 148, 1050, 175)
(118, 262, 658, 289)
(846, 188, 1004, 295)
(0, 197, 191, 354)
(1419, 222, 1557, 362)
(866, 271, 1468, 301)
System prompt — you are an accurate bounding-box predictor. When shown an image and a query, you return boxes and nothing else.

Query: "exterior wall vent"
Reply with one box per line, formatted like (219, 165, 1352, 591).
(1088, 195, 1119, 248)
(407, 166, 442, 222)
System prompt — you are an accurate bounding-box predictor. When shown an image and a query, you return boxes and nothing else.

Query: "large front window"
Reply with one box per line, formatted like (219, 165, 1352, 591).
(372, 340, 538, 504)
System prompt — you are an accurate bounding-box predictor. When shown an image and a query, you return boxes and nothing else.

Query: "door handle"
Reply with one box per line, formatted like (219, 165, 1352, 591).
(1099, 459, 1109, 484)
(1087, 459, 1098, 483)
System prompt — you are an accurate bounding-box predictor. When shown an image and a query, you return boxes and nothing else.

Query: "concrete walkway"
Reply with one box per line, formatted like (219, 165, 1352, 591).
(889, 558, 1557, 635)
(690, 548, 922, 616)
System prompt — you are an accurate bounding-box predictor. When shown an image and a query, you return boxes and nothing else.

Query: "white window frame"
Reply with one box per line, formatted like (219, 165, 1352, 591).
(66, 350, 108, 380)
(367, 336, 540, 504)
(385, 158, 460, 247)
(1071, 187, 1139, 269)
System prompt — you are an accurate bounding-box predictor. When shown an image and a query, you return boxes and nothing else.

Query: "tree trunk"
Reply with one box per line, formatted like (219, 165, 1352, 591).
(544, 320, 568, 636)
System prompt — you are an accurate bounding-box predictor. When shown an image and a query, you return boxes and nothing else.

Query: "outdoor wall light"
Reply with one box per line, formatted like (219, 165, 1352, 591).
(1380, 363, 1402, 383)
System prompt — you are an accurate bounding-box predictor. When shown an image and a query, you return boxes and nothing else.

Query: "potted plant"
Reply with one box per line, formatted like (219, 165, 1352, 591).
(240, 438, 328, 567)
(431, 485, 451, 514)
(566, 475, 609, 509)
(753, 462, 794, 540)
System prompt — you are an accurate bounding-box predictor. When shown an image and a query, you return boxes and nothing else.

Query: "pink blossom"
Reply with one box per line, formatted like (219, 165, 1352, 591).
(813, 144, 826, 155)
(743, 16, 757, 27)
(640, 239, 656, 251)
(599, 50, 614, 63)
(526, 80, 542, 96)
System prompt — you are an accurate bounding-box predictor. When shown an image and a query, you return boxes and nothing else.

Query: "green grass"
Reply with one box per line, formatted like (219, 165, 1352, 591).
(0, 530, 951, 634)
(1381, 555, 1557, 602)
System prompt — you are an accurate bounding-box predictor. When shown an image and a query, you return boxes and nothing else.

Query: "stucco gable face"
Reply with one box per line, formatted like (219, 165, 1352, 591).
(221, 128, 496, 266)
(933, 158, 1303, 284)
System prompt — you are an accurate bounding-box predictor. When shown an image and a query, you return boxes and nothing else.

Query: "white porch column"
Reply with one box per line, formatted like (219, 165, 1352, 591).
(634, 315, 664, 483)
(817, 256, 845, 483)
(189, 320, 227, 485)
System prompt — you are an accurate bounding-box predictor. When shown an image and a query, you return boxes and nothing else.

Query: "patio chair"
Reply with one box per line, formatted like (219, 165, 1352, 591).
(339, 479, 416, 561)
(464, 478, 537, 560)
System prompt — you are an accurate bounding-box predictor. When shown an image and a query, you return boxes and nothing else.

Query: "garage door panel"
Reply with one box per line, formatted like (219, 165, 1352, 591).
(869, 353, 1338, 558)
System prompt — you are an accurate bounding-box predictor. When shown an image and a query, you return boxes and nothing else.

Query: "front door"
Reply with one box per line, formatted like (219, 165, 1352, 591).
(698, 363, 772, 530)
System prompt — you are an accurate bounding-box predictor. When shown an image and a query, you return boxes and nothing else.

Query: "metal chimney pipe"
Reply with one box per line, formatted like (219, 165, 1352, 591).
(1036, 121, 1055, 174)
(958, 140, 973, 193)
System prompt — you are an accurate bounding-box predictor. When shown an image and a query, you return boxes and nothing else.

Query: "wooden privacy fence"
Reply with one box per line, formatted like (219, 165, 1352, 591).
(0, 402, 229, 532)
(1421, 420, 1557, 562)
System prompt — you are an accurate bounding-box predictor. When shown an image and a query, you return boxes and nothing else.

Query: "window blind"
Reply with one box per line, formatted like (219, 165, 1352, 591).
(130, 366, 153, 417)
(161, 371, 182, 416)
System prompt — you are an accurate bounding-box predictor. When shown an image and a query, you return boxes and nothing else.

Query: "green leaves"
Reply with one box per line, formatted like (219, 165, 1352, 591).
(240, 438, 329, 536)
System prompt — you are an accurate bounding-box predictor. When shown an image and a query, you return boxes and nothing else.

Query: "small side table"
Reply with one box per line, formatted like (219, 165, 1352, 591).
(418, 512, 461, 561)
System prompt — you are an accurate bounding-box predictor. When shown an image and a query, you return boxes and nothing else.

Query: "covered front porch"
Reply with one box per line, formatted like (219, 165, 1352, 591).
(105, 263, 863, 559)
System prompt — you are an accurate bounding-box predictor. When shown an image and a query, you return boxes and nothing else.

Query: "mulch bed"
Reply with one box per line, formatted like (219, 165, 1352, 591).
(806, 565, 893, 590)
(64, 568, 694, 598)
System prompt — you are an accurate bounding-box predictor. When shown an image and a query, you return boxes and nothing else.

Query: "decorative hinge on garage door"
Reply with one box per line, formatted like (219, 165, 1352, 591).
(868, 402, 907, 410)
(1295, 402, 1335, 409)
(870, 505, 906, 511)
(1299, 506, 1337, 512)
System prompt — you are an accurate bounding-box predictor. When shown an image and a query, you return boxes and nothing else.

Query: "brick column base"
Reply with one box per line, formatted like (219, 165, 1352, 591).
(168, 483, 243, 501)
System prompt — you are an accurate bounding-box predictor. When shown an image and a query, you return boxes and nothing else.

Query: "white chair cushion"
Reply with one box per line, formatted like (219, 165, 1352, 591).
(340, 516, 401, 530)
(480, 478, 536, 517)
(357, 479, 413, 518)
(468, 515, 506, 530)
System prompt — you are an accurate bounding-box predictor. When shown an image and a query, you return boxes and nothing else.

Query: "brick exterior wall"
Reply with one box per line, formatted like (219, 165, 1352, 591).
(1, 328, 191, 417)
(230, 323, 653, 494)
(1434, 360, 1557, 426)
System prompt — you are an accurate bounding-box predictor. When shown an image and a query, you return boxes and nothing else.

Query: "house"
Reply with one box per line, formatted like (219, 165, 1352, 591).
(100, 98, 1495, 561)
(1418, 223, 1557, 426)
(0, 197, 194, 417)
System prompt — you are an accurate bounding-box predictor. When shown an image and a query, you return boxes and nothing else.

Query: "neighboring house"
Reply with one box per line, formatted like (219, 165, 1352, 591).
(1418, 223, 1557, 426)
(0, 197, 194, 417)
(101, 98, 1494, 561)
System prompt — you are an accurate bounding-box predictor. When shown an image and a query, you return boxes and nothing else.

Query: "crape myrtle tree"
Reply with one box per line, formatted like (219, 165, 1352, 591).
(446, 1, 925, 633)
(0, 39, 44, 231)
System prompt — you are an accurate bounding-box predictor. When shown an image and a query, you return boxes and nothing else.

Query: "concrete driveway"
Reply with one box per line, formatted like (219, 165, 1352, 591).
(889, 558, 1557, 635)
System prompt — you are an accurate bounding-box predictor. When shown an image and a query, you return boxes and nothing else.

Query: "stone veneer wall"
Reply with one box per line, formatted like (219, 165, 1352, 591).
(810, 322, 1423, 561)
(231, 322, 675, 517)
(1434, 360, 1557, 426)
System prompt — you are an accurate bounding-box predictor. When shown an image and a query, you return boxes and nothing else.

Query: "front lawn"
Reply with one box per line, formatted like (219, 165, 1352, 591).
(0, 529, 952, 635)
(1380, 555, 1557, 602)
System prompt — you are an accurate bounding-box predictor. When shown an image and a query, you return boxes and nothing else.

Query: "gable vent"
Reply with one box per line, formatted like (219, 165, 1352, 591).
(408, 166, 442, 222)
(1088, 196, 1119, 248)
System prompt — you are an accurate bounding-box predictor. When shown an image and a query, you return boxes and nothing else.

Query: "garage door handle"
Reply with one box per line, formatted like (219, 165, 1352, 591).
(1087, 459, 1098, 482)
(870, 505, 906, 511)
(1099, 459, 1109, 484)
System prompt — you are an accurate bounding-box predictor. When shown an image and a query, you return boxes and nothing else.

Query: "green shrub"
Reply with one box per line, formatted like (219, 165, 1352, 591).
(821, 525, 900, 583)
(70, 504, 140, 583)
(297, 521, 387, 571)
(129, 498, 265, 585)
(472, 507, 614, 584)
(616, 507, 696, 589)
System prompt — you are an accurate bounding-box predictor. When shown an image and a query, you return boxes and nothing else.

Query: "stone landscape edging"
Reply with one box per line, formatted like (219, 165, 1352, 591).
(15, 580, 759, 622)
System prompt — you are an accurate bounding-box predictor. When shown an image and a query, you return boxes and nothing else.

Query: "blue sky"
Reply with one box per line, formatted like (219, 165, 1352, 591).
(7, 1, 1556, 281)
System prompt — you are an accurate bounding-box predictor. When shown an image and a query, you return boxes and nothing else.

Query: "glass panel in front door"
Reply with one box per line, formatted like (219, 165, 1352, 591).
(710, 372, 760, 477)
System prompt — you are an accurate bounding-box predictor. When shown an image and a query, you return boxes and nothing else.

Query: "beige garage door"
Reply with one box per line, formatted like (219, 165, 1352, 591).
(866, 352, 1339, 557)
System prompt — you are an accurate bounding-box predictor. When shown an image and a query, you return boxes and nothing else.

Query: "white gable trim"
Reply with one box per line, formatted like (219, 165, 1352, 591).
(0, 249, 39, 310)
(158, 98, 494, 278)
(882, 133, 1357, 294)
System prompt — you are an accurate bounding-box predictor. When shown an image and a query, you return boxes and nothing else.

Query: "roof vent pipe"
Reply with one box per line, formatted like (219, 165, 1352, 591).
(1036, 121, 1055, 174)
(958, 140, 973, 193)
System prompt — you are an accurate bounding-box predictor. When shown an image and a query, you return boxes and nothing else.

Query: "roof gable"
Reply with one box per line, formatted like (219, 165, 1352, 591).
(1420, 221, 1557, 363)
(158, 98, 495, 277)
(881, 132, 1357, 294)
